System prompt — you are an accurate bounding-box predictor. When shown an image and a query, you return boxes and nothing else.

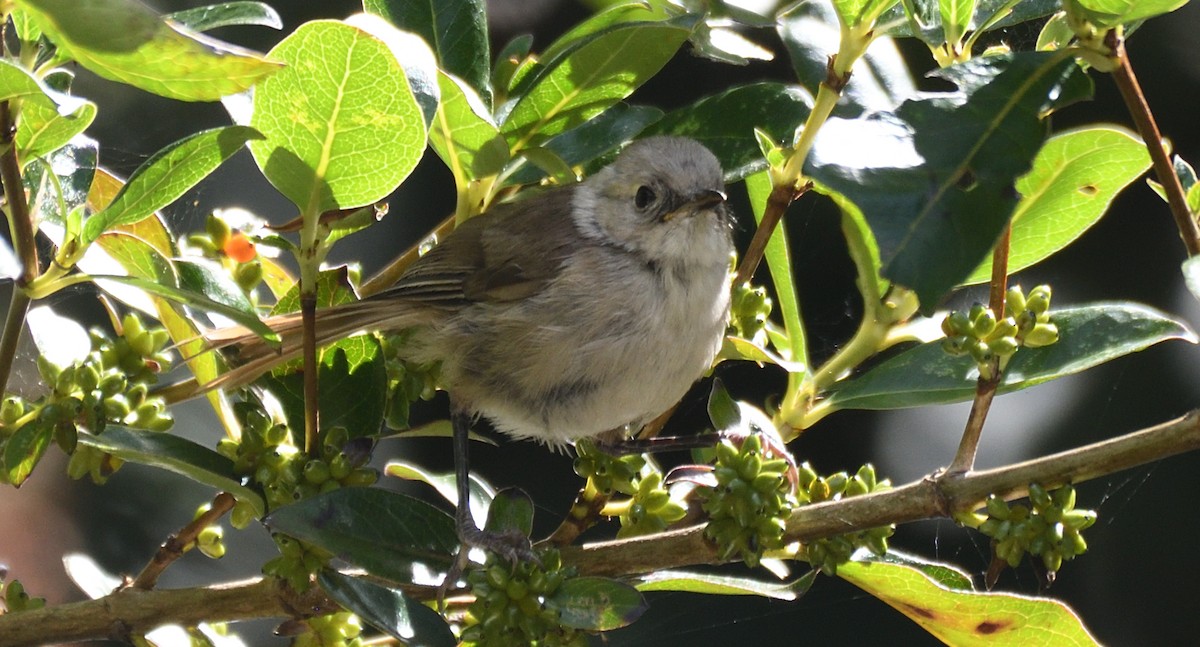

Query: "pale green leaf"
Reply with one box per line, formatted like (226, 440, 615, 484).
(429, 71, 508, 183)
(965, 127, 1151, 284)
(249, 20, 427, 215)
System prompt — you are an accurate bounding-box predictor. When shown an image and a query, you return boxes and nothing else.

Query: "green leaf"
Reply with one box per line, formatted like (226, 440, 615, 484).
(429, 71, 509, 183)
(545, 577, 647, 630)
(16, 90, 96, 164)
(344, 13, 440, 129)
(746, 171, 807, 368)
(484, 488, 534, 537)
(505, 102, 662, 187)
(166, 2, 283, 31)
(636, 569, 816, 600)
(88, 273, 278, 344)
(26, 135, 98, 231)
(964, 126, 1151, 284)
(501, 14, 698, 154)
(778, 2, 915, 117)
(1073, 0, 1189, 27)
(882, 0, 1059, 40)
(647, 83, 812, 182)
(249, 19, 427, 215)
(827, 303, 1197, 409)
(83, 126, 262, 243)
(1182, 256, 1200, 304)
(839, 554, 1099, 645)
(707, 379, 742, 430)
(318, 570, 455, 646)
(538, 2, 671, 65)
(831, 0, 901, 27)
(384, 460, 496, 526)
(176, 259, 256, 316)
(95, 232, 176, 286)
(941, 0, 976, 43)
(364, 0, 491, 107)
(805, 52, 1090, 310)
(3, 423, 53, 487)
(264, 344, 387, 439)
(264, 488, 459, 580)
(867, 550, 975, 590)
(15, 0, 281, 101)
(77, 426, 265, 516)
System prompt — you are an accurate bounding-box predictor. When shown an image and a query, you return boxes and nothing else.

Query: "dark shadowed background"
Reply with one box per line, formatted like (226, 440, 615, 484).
(3, 1, 1199, 644)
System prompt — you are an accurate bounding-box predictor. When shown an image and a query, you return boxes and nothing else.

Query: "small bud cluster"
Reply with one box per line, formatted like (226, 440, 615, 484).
(968, 484, 1095, 574)
(381, 332, 441, 430)
(262, 534, 333, 592)
(294, 611, 363, 647)
(460, 548, 586, 647)
(190, 503, 226, 560)
(0, 576, 45, 613)
(941, 285, 1059, 379)
(797, 464, 893, 575)
(186, 213, 263, 294)
(0, 313, 174, 486)
(727, 282, 772, 345)
(699, 433, 798, 568)
(573, 440, 685, 537)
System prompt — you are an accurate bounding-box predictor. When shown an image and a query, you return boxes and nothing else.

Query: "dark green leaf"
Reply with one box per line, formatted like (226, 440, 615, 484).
(15, 0, 281, 101)
(827, 303, 1197, 409)
(384, 461, 496, 528)
(4, 423, 53, 486)
(264, 488, 459, 580)
(483, 488, 534, 537)
(176, 259, 256, 315)
(964, 126, 1151, 284)
(501, 14, 698, 154)
(506, 102, 662, 186)
(83, 126, 262, 243)
(546, 577, 647, 630)
(166, 2, 282, 31)
(647, 82, 813, 182)
(77, 426, 265, 515)
(637, 569, 816, 600)
(318, 570, 455, 646)
(778, 2, 915, 117)
(364, 0, 491, 106)
(249, 20, 426, 215)
(805, 53, 1090, 310)
(263, 343, 387, 439)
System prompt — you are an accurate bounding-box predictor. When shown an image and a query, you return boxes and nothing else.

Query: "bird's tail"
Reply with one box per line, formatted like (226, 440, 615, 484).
(191, 300, 436, 395)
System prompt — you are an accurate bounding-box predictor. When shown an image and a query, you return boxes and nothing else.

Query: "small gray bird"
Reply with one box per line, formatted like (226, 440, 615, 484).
(208, 136, 734, 560)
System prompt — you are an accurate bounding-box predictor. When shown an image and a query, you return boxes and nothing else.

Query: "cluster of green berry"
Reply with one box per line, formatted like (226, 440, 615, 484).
(262, 534, 334, 592)
(0, 313, 174, 486)
(461, 549, 586, 647)
(965, 484, 1096, 574)
(699, 433, 798, 568)
(572, 440, 687, 538)
(190, 503, 226, 560)
(727, 282, 772, 345)
(941, 285, 1059, 379)
(0, 573, 44, 613)
(186, 213, 263, 294)
(797, 464, 893, 575)
(293, 610, 364, 647)
(218, 406, 377, 517)
(380, 332, 441, 430)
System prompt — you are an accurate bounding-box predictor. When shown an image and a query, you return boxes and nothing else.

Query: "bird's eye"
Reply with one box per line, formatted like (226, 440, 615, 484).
(634, 185, 656, 210)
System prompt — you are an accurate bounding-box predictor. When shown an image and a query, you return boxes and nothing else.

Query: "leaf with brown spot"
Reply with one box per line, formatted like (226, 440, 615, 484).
(839, 551, 1100, 645)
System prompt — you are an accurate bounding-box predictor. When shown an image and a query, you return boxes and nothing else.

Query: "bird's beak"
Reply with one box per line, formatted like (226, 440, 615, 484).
(662, 189, 727, 222)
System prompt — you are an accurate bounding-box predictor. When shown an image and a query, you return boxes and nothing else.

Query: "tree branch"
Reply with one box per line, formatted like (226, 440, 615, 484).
(4, 411, 1199, 644)
(131, 493, 237, 590)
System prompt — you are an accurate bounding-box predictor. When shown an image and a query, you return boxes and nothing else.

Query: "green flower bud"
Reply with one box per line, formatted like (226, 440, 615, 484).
(1005, 286, 1026, 317)
(1023, 322, 1059, 348)
(206, 215, 232, 248)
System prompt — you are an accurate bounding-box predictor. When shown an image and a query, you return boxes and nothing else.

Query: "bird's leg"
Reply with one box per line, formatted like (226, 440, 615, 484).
(440, 410, 537, 605)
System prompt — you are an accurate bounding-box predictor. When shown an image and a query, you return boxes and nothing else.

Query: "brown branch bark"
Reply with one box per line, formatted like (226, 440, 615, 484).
(3, 411, 1199, 644)
(131, 493, 237, 590)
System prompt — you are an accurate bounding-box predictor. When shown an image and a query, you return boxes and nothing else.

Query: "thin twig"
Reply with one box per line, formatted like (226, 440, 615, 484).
(948, 226, 1012, 473)
(735, 183, 808, 285)
(301, 291, 318, 455)
(1107, 30, 1200, 256)
(130, 492, 237, 590)
(0, 98, 37, 398)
